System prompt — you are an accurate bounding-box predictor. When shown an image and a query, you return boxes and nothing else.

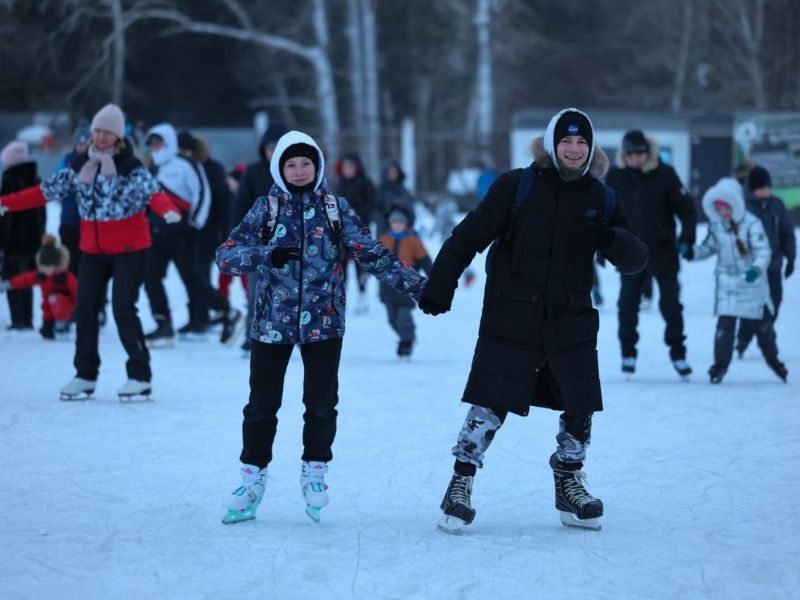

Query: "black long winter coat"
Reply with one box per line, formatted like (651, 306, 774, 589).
(605, 139, 695, 276)
(0, 161, 44, 257)
(423, 139, 648, 417)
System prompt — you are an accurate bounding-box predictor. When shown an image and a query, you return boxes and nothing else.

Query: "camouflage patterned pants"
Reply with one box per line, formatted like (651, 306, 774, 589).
(452, 405, 593, 468)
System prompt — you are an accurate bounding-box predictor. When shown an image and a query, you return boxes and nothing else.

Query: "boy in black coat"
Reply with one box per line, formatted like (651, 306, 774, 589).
(419, 108, 648, 533)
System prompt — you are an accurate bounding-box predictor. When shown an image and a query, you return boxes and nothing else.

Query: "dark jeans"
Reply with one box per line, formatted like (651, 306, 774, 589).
(618, 269, 686, 360)
(2, 253, 35, 328)
(59, 224, 81, 276)
(74, 251, 151, 381)
(713, 309, 778, 373)
(144, 231, 196, 324)
(241, 338, 343, 468)
(736, 270, 783, 353)
(385, 302, 415, 343)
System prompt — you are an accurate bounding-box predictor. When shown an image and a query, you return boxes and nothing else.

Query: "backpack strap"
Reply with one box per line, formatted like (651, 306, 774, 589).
(323, 193, 344, 239)
(258, 194, 281, 243)
(502, 165, 536, 242)
(600, 182, 617, 224)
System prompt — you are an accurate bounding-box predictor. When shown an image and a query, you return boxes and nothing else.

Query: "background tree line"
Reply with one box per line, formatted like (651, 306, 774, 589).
(1, 0, 798, 188)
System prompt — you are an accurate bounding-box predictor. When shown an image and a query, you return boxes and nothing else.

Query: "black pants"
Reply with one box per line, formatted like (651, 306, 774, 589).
(736, 270, 783, 353)
(188, 225, 229, 325)
(144, 232, 196, 324)
(59, 224, 81, 276)
(618, 269, 686, 360)
(241, 338, 343, 468)
(2, 253, 35, 328)
(713, 309, 779, 373)
(74, 251, 151, 381)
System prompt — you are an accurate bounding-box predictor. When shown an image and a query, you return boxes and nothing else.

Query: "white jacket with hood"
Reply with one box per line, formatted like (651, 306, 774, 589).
(147, 123, 211, 229)
(693, 177, 772, 319)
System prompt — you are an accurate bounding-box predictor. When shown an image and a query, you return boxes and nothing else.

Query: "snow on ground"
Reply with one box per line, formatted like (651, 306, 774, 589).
(1, 216, 798, 599)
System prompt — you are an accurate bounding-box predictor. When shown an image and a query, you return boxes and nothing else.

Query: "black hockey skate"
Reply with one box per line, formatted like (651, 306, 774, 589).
(438, 472, 475, 534)
(708, 364, 725, 384)
(397, 340, 413, 358)
(145, 318, 175, 348)
(550, 453, 603, 531)
(220, 309, 243, 346)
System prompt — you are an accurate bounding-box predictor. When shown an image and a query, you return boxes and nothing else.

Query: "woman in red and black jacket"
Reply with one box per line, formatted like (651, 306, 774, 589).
(0, 104, 181, 400)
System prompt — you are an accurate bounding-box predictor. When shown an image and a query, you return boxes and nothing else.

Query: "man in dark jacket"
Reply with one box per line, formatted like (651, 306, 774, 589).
(419, 108, 648, 534)
(236, 122, 288, 352)
(606, 130, 696, 378)
(736, 166, 796, 357)
(0, 140, 44, 330)
(336, 153, 375, 313)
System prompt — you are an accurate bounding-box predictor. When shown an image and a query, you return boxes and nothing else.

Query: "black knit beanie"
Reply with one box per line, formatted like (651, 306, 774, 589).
(747, 166, 772, 191)
(554, 111, 593, 148)
(622, 130, 650, 155)
(279, 143, 319, 175)
(37, 235, 62, 267)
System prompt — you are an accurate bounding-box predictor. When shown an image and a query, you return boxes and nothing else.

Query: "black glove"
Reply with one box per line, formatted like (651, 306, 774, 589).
(419, 295, 450, 316)
(678, 242, 694, 261)
(785, 261, 794, 279)
(578, 220, 615, 250)
(270, 247, 302, 269)
(53, 272, 68, 284)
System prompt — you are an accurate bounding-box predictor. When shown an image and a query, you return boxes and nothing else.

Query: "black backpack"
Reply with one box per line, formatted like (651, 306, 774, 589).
(485, 164, 617, 273)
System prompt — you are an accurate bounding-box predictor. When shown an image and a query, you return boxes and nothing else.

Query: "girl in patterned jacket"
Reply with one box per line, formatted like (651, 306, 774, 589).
(0, 104, 182, 401)
(216, 130, 427, 524)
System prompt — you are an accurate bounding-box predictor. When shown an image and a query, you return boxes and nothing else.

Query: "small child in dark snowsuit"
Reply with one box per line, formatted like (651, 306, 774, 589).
(378, 205, 432, 357)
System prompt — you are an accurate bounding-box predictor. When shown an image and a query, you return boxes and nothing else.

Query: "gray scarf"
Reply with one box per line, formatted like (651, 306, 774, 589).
(78, 144, 117, 184)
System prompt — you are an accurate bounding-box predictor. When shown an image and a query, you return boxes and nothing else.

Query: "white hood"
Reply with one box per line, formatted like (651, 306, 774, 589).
(146, 123, 178, 167)
(269, 130, 325, 194)
(543, 107, 596, 176)
(702, 177, 745, 223)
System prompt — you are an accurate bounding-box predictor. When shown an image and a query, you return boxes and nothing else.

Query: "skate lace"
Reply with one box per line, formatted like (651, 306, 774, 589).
(563, 471, 595, 506)
(449, 476, 472, 506)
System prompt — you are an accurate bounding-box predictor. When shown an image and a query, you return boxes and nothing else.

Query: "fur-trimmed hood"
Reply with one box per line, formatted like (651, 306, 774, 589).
(615, 135, 660, 173)
(530, 136, 609, 180)
(702, 177, 745, 223)
(270, 130, 326, 194)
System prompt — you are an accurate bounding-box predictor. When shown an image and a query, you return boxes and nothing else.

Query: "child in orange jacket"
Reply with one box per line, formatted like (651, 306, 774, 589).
(378, 205, 432, 357)
(1, 234, 77, 339)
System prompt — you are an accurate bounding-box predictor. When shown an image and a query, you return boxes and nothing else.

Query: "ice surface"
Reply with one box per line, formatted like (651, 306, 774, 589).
(1, 213, 798, 599)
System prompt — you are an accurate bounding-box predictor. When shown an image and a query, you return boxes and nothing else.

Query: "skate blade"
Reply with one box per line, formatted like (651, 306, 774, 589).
(437, 513, 467, 535)
(222, 508, 256, 524)
(119, 392, 152, 403)
(146, 339, 175, 349)
(305, 506, 322, 523)
(60, 392, 94, 401)
(559, 511, 601, 531)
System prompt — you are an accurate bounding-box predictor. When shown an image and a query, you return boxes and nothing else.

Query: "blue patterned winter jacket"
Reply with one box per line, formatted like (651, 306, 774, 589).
(216, 181, 426, 345)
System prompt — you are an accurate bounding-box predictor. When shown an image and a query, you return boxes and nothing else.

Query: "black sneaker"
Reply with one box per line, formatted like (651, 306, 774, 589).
(438, 473, 475, 533)
(220, 309, 243, 345)
(767, 360, 788, 383)
(397, 340, 413, 357)
(708, 364, 725, 384)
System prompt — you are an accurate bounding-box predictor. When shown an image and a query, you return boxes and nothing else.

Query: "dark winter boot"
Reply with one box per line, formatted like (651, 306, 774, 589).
(437, 472, 475, 534)
(550, 453, 603, 530)
(145, 316, 175, 348)
(708, 364, 726, 384)
(39, 319, 55, 340)
(767, 359, 788, 383)
(397, 340, 413, 357)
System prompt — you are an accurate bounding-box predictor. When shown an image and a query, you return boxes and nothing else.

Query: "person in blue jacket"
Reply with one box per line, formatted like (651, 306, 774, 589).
(216, 130, 427, 524)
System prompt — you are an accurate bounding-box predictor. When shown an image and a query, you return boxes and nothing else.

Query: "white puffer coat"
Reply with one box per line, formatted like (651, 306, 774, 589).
(693, 178, 772, 319)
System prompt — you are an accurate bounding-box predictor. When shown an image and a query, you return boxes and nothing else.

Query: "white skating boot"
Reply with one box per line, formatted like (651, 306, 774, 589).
(437, 472, 476, 534)
(222, 464, 268, 524)
(550, 453, 603, 530)
(117, 379, 152, 402)
(60, 377, 96, 401)
(672, 359, 692, 381)
(301, 461, 329, 522)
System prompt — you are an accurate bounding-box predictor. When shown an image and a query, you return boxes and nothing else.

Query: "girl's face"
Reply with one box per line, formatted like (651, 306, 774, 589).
(283, 157, 316, 187)
(715, 203, 733, 220)
(556, 135, 590, 170)
(385, 166, 399, 181)
(93, 128, 118, 151)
